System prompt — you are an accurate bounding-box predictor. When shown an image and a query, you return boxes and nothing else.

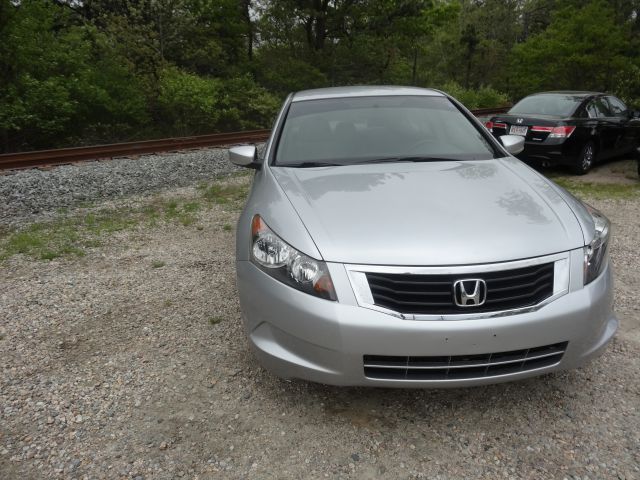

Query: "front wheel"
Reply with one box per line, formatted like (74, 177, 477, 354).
(572, 141, 596, 175)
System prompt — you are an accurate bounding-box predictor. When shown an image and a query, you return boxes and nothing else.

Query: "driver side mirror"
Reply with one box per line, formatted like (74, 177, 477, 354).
(629, 110, 640, 119)
(228, 145, 260, 169)
(499, 135, 525, 155)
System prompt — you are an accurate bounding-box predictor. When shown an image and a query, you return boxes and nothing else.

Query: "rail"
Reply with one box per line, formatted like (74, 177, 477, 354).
(0, 106, 510, 171)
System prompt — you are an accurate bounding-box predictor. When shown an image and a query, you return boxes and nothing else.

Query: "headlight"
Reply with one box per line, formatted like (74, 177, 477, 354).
(250, 215, 337, 301)
(583, 204, 610, 285)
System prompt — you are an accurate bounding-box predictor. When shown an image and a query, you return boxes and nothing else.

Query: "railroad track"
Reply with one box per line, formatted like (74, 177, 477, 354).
(0, 106, 509, 171)
(0, 130, 271, 171)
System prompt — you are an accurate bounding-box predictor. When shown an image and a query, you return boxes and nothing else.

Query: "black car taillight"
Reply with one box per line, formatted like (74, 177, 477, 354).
(484, 121, 506, 133)
(530, 126, 576, 138)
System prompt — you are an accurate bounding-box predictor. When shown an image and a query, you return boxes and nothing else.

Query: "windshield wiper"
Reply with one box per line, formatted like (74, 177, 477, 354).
(355, 156, 458, 164)
(283, 157, 460, 167)
(282, 161, 344, 168)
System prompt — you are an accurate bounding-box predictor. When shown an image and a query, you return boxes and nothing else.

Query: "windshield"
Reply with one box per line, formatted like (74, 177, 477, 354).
(509, 94, 581, 117)
(274, 96, 498, 166)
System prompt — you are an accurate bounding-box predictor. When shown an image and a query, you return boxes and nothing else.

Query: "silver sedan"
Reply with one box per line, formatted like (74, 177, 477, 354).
(229, 86, 616, 387)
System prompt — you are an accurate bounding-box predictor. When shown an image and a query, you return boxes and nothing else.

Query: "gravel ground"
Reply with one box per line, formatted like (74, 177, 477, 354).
(1, 156, 639, 479)
(0, 148, 240, 228)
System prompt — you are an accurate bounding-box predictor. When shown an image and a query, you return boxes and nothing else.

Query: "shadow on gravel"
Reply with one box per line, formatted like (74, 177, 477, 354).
(249, 356, 603, 431)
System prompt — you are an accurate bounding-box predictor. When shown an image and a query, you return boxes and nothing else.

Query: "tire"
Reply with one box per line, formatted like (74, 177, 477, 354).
(572, 141, 596, 175)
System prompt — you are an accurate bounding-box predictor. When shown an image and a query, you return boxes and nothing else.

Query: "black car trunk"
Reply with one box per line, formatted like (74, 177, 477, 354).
(490, 114, 565, 142)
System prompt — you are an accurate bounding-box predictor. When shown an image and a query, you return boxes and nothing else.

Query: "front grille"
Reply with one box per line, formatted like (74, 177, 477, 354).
(366, 262, 554, 315)
(363, 342, 568, 381)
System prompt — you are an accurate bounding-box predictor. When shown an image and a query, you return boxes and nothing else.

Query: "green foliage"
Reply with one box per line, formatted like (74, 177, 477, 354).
(509, 1, 633, 98)
(613, 64, 640, 109)
(157, 67, 222, 136)
(1, 0, 639, 151)
(218, 75, 282, 131)
(439, 82, 510, 109)
(253, 50, 327, 94)
(156, 68, 280, 134)
(0, 0, 149, 151)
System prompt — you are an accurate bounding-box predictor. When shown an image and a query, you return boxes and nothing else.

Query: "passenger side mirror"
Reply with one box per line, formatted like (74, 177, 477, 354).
(499, 135, 525, 155)
(630, 110, 640, 119)
(228, 145, 260, 169)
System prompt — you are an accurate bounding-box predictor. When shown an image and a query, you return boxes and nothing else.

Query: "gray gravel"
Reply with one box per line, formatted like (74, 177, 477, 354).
(0, 148, 240, 228)
(1, 163, 639, 479)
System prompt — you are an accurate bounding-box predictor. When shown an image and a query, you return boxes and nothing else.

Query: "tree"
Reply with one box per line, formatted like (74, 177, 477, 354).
(509, 1, 633, 99)
(0, 0, 148, 151)
(11, 0, 639, 152)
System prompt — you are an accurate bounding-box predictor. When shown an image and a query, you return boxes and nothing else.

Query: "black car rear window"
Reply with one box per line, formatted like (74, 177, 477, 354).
(509, 94, 582, 117)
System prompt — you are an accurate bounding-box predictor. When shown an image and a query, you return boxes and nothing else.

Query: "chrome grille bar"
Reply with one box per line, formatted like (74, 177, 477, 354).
(363, 342, 568, 380)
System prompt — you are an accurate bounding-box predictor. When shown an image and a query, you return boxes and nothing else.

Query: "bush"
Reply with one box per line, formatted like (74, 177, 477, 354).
(439, 82, 509, 109)
(613, 64, 640, 110)
(217, 75, 282, 131)
(157, 67, 222, 136)
(0, 1, 151, 151)
(156, 69, 282, 135)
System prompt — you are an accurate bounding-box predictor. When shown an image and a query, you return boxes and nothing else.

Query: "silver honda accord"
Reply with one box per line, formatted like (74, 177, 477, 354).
(229, 86, 616, 387)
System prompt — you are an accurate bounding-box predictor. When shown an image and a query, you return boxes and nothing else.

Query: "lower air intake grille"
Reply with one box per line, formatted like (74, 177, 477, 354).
(363, 342, 568, 381)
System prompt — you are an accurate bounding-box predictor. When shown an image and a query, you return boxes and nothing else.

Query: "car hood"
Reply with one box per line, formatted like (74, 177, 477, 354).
(271, 159, 585, 265)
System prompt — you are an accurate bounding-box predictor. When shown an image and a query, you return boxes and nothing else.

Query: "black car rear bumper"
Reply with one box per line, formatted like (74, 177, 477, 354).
(516, 140, 581, 166)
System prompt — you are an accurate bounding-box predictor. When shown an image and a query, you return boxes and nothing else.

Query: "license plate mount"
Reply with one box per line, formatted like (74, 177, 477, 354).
(509, 125, 528, 136)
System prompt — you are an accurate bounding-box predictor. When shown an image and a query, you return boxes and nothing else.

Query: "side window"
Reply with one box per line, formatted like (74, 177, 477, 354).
(585, 102, 599, 118)
(606, 96, 627, 117)
(586, 98, 611, 118)
(575, 104, 589, 118)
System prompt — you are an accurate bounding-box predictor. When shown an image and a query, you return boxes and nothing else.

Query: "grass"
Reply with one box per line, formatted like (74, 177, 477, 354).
(199, 182, 249, 205)
(1, 222, 86, 261)
(0, 206, 156, 261)
(151, 260, 166, 268)
(551, 176, 640, 199)
(208, 316, 223, 325)
(0, 177, 251, 262)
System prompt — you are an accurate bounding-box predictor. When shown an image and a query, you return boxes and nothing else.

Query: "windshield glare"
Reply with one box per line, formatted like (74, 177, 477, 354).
(509, 94, 581, 117)
(274, 96, 498, 166)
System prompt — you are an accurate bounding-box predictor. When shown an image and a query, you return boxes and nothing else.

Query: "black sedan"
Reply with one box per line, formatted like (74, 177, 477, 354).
(486, 91, 640, 174)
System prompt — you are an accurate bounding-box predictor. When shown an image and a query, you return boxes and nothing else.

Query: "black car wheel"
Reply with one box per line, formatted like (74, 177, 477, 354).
(573, 141, 596, 175)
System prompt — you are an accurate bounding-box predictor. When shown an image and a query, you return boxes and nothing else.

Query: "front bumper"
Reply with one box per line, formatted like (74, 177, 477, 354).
(236, 252, 616, 388)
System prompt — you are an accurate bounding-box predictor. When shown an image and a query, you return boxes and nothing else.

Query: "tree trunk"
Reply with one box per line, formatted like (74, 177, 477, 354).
(465, 56, 472, 89)
(242, 0, 253, 61)
(411, 47, 418, 85)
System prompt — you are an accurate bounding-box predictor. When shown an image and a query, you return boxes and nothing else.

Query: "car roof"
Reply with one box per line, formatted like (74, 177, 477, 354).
(531, 91, 604, 97)
(291, 86, 444, 102)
